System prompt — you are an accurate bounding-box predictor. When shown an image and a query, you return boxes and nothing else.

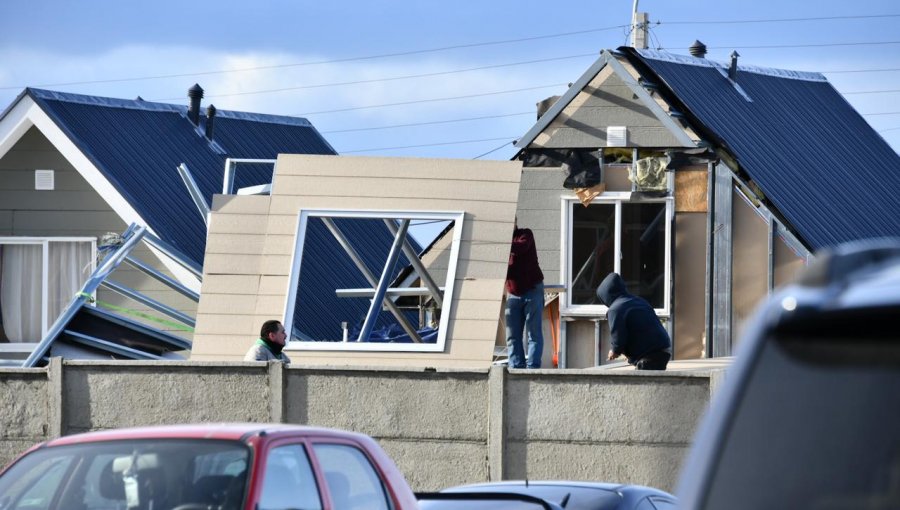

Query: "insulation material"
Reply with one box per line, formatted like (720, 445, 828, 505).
(675, 169, 709, 212)
(574, 183, 606, 207)
(629, 157, 668, 191)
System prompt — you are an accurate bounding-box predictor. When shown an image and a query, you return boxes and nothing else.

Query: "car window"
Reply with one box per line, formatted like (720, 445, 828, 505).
(703, 333, 900, 509)
(312, 443, 391, 510)
(2, 455, 74, 510)
(0, 439, 249, 510)
(259, 444, 322, 510)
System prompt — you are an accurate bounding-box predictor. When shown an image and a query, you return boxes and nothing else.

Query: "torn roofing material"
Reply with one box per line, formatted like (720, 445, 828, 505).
(21, 88, 337, 267)
(620, 47, 900, 250)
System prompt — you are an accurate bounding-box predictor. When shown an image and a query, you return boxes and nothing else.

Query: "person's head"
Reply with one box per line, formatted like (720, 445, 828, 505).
(596, 272, 627, 305)
(260, 320, 286, 346)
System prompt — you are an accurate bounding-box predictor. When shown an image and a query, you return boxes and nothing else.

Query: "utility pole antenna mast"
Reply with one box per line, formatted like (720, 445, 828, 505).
(631, 0, 649, 49)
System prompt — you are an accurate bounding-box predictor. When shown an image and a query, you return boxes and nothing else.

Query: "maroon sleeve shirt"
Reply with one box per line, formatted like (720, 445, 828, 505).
(505, 228, 544, 296)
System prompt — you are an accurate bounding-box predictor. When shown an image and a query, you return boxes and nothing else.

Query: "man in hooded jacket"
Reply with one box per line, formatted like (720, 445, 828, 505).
(596, 272, 671, 370)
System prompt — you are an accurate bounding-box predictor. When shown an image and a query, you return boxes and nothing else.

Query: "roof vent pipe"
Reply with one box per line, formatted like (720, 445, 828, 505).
(187, 84, 204, 126)
(728, 51, 740, 81)
(205, 104, 216, 140)
(689, 40, 707, 58)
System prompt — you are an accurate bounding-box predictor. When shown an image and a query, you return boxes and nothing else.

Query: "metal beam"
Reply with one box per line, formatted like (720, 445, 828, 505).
(357, 220, 419, 343)
(222, 158, 276, 195)
(62, 330, 162, 360)
(321, 218, 422, 343)
(336, 287, 444, 298)
(142, 232, 203, 280)
(124, 255, 200, 302)
(24, 225, 148, 367)
(382, 219, 444, 308)
(710, 162, 733, 358)
(176, 163, 209, 225)
(100, 279, 196, 328)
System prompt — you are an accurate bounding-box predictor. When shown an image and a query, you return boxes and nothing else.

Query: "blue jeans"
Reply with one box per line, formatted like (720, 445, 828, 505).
(505, 283, 544, 369)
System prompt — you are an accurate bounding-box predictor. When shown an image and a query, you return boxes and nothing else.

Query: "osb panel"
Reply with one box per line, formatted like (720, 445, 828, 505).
(675, 170, 708, 212)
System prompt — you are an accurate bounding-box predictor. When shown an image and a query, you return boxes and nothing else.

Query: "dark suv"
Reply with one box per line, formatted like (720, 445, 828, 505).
(676, 240, 900, 509)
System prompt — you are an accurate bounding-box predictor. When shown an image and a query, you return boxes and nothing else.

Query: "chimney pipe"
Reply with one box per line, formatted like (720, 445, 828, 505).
(689, 40, 707, 58)
(728, 51, 740, 80)
(205, 104, 217, 140)
(187, 84, 204, 126)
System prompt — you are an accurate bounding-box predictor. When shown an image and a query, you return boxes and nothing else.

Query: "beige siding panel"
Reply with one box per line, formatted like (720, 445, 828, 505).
(259, 275, 291, 296)
(192, 314, 258, 335)
(254, 294, 288, 316)
(453, 278, 505, 297)
(210, 194, 271, 215)
(207, 213, 270, 235)
(454, 258, 508, 278)
(195, 294, 258, 314)
(198, 274, 261, 295)
(276, 175, 520, 203)
(204, 233, 268, 255)
(258, 255, 293, 276)
(441, 319, 501, 341)
(262, 234, 295, 256)
(203, 253, 264, 275)
(189, 334, 254, 359)
(274, 154, 521, 182)
(452, 300, 504, 321)
(268, 197, 517, 218)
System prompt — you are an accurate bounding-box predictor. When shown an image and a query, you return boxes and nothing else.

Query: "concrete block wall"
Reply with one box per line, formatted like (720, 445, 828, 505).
(0, 360, 719, 492)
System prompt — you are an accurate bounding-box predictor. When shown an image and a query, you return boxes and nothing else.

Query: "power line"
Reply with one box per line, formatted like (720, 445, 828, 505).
(339, 136, 518, 154)
(0, 25, 627, 91)
(152, 53, 597, 101)
(822, 68, 900, 74)
(657, 13, 900, 25)
(879, 126, 900, 132)
(684, 40, 900, 51)
(473, 141, 516, 159)
(296, 84, 567, 116)
(321, 112, 533, 134)
(842, 89, 900, 95)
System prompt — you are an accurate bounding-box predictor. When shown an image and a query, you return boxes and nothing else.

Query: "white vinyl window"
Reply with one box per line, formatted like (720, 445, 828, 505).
(561, 193, 672, 316)
(0, 237, 96, 342)
(283, 209, 463, 352)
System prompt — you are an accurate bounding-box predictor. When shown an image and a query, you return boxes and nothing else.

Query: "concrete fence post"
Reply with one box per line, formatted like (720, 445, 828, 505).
(488, 365, 506, 481)
(47, 357, 64, 438)
(267, 361, 285, 423)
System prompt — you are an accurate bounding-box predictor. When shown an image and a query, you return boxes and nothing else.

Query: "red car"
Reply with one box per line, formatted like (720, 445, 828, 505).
(0, 423, 419, 510)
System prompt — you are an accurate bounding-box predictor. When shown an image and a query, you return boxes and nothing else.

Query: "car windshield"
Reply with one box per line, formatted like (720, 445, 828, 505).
(0, 438, 250, 510)
(703, 331, 900, 509)
(432, 485, 622, 510)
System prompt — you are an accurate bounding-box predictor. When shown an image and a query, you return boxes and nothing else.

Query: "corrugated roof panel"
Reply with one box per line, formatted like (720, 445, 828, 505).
(628, 49, 900, 250)
(29, 88, 335, 265)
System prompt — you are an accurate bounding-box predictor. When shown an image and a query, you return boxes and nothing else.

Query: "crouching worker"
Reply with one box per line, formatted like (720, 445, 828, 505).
(244, 320, 291, 363)
(596, 273, 671, 370)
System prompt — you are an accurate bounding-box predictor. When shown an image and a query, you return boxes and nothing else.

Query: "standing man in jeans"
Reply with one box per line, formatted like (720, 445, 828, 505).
(505, 219, 545, 369)
(596, 272, 671, 370)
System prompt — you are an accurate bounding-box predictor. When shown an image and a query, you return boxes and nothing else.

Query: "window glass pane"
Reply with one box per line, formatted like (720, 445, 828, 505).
(313, 443, 391, 510)
(571, 203, 615, 305)
(620, 203, 666, 308)
(0, 243, 43, 341)
(260, 444, 322, 510)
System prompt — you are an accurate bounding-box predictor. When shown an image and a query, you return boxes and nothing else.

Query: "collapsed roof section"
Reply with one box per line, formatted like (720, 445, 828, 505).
(1, 224, 196, 367)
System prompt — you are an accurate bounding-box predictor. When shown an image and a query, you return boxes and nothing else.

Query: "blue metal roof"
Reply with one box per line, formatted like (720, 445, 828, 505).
(26, 88, 336, 265)
(624, 48, 900, 250)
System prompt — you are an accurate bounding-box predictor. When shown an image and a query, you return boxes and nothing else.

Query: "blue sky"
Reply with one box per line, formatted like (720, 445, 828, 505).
(1, 0, 898, 162)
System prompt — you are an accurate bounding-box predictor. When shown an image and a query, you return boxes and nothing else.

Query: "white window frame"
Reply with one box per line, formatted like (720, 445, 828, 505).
(282, 209, 464, 352)
(0, 236, 97, 337)
(560, 193, 672, 317)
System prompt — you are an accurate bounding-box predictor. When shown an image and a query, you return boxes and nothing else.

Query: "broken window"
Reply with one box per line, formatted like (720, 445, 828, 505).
(562, 195, 671, 314)
(283, 210, 463, 352)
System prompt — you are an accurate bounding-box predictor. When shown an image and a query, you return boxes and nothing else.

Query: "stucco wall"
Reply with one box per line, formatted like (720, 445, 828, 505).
(0, 360, 720, 492)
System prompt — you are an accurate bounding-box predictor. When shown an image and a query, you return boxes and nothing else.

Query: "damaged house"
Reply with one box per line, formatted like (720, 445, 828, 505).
(513, 45, 900, 365)
(190, 45, 900, 369)
(0, 85, 340, 365)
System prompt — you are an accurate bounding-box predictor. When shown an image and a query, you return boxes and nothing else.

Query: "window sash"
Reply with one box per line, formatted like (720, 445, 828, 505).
(561, 195, 672, 316)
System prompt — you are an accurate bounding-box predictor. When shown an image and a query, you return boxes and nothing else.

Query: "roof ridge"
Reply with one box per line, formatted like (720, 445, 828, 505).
(26, 87, 313, 127)
(634, 49, 827, 82)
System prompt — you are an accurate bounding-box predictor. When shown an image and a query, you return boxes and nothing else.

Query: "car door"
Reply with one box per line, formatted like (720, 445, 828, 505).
(256, 440, 324, 510)
(308, 439, 394, 510)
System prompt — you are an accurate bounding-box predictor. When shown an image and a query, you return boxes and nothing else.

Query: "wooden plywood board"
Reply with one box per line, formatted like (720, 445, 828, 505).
(675, 170, 708, 212)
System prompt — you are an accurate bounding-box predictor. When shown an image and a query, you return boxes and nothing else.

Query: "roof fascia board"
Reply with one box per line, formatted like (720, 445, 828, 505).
(0, 95, 37, 157)
(604, 53, 696, 147)
(515, 50, 696, 149)
(26, 99, 202, 291)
